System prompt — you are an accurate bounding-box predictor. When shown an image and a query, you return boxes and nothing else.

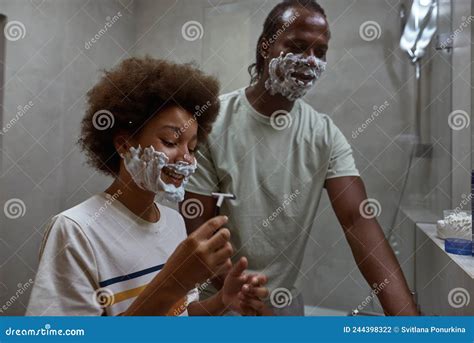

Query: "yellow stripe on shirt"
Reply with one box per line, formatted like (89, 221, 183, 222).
(111, 284, 148, 305)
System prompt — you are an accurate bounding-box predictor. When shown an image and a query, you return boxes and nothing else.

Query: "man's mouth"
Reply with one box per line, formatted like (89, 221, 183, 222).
(292, 71, 316, 83)
(162, 167, 184, 186)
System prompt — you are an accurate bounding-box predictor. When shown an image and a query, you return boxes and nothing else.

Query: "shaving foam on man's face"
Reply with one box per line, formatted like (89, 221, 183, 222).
(265, 52, 327, 101)
(121, 145, 197, 203)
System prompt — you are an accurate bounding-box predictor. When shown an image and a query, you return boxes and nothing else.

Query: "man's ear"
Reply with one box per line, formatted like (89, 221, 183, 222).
(259, 38, 270, 59)
(113, 132, 132, 156)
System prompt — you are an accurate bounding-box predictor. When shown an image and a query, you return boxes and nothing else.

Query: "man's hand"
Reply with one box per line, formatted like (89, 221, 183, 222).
(161, 216, 233, 291)
(220, 257, 272, 315)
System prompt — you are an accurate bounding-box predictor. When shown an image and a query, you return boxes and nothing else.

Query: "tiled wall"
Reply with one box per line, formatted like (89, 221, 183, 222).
(0, 0, 470, 316)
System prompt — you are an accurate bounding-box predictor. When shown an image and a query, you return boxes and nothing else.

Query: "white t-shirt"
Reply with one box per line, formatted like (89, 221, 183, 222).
(26, 193, 198, 316)
(186, 88, 360, 303)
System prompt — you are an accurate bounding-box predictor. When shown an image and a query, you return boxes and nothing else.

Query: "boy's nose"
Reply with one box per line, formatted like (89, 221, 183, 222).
(179, 153, 195, 165)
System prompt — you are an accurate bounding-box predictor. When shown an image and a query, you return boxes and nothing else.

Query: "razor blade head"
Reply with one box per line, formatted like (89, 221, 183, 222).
(211, 192, 236, 207)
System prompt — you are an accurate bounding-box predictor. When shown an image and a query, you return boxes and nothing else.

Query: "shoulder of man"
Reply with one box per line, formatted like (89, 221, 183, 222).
(297, 99, 335, 131)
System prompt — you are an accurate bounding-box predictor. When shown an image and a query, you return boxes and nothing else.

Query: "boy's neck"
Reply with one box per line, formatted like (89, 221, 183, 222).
(105, 176, 160, 223)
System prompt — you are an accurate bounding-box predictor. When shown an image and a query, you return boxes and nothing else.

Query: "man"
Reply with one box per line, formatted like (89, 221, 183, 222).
(181, 0, 419, 316)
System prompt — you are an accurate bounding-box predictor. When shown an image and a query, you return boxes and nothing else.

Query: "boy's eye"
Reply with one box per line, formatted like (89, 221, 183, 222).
(161, 139, 177, 147)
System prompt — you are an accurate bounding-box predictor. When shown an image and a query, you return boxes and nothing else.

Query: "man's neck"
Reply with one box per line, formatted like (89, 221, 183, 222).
(245, 81, 295, 117)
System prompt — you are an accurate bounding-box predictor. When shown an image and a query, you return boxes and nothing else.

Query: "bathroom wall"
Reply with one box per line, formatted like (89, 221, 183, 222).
(394, 0, 472, 315)
(450, 0, 472, 211)
(0, 0, 469, 316)
(0, 14, 5, 173)
(0, 0, 136, 315)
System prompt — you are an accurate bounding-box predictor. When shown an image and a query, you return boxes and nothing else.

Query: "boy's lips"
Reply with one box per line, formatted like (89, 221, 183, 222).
(162, 167, 184, 187)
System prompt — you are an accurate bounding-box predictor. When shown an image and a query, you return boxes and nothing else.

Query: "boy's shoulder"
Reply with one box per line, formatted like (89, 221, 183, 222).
(59, 193, 109, 227)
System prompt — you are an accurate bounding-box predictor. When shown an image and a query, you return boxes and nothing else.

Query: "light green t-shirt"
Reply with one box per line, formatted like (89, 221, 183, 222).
(186, 87, 359, 302)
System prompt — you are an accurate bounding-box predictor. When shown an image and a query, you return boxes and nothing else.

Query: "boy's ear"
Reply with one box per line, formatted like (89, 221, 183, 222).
(113, 132, 132, 156)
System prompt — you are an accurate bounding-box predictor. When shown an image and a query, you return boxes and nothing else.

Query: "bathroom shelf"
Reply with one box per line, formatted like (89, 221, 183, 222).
(417, 223, 473, 279)
(415, 223, 473, 315)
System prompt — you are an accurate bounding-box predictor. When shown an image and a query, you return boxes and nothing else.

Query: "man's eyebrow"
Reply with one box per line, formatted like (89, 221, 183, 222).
(317, 44, 328, 51)
(309, 41, 328, 51)
(288, 38, 328, 49)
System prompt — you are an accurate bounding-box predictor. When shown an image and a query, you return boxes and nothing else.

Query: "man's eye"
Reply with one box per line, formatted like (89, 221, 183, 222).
(316, 50, 327, 59)
(292, 44, 306, 52)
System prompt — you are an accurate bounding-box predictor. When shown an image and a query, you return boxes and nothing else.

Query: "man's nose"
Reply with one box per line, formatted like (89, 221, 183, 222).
(301, 52, 317, 67)
(306, 56, 318, 67)
(300, 49, 316, 64)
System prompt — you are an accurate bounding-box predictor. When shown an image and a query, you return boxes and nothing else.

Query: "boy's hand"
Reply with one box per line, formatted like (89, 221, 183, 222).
(240, 276, 274, 316)
(220, 257, 271, 315)
(162, 216, 233, 291)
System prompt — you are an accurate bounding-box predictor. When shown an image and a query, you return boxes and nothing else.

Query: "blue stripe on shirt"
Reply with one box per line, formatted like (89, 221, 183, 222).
(99, 263, 165, 287)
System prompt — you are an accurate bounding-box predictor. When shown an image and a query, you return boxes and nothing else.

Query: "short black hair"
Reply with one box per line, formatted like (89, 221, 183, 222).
(79, 57, 220, 177)
(248, 0, 329, 84)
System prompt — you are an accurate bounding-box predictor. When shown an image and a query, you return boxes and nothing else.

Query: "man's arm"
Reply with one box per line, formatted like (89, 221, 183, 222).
(324, 176, 420, 316)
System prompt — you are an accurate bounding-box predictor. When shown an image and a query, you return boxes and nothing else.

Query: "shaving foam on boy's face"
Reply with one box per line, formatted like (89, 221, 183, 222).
(265, 51, 327, 101)
(121, 145, 197, 203)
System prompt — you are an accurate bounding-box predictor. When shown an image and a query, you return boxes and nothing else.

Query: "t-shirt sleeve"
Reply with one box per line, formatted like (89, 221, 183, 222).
(326, 119, 360, 180)
(186, 139, 221, 195)
(26, 215, 102, 316)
